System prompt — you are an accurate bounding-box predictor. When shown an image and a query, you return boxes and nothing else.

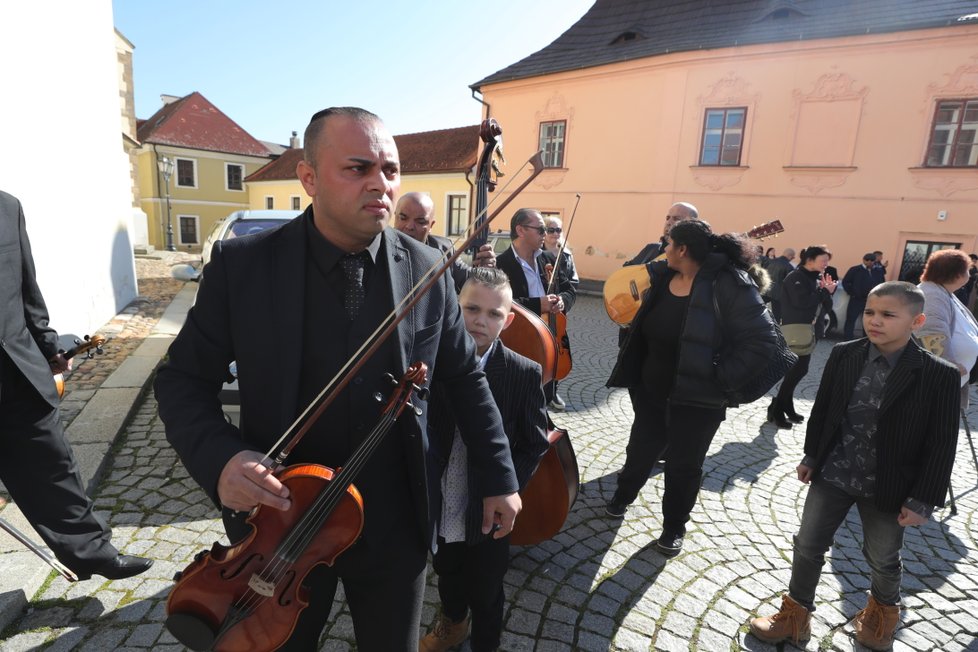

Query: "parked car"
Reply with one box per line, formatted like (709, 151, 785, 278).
(172, 209, 301, 282)
(457, 229, 513, 265)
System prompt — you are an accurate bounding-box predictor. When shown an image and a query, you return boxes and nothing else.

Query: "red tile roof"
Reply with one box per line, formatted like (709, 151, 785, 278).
(136, 92, 270, 157)
(244, 124, 480, 182)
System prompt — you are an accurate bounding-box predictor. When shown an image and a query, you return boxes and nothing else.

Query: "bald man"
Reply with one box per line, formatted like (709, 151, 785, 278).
(394, 192, 495, 292)
(623, 201, 699, 267)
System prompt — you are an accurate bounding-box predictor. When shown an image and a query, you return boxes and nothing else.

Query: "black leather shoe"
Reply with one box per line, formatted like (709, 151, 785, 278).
(784, 408, 805, 424)
(91, 554, 154, 580)
(766, 402, 792, 429)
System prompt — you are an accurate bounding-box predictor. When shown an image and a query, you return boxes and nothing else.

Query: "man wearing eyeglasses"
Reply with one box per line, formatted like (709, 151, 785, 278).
(496, 209, 576, 407)
(392, 192, 495, 292)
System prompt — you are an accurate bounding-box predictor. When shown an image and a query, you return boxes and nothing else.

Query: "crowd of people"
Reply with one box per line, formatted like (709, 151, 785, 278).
(5, 105, 974, 651)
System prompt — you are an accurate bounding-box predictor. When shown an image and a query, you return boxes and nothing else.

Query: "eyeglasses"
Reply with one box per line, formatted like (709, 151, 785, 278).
(545, 227, 562, 234)
(520, 224, 546, 235)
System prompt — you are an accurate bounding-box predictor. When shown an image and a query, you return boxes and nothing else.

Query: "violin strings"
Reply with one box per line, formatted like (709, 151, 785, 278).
(224, 410, 400, 624)
(262, 157, 536, 466)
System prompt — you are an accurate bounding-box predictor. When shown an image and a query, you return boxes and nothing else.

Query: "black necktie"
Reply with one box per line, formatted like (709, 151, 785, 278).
(340, 252, 368, 319)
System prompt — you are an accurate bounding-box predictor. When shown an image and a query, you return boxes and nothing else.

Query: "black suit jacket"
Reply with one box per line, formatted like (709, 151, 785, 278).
(805, 338, 959, 512)
(426, 234, 470, 293)
(623, 240, 664, 267)
(429, 341, 549, 544)
(496, 247, 576, 315)
(154, 211, 518, 550)
(0, 190, 61, 407)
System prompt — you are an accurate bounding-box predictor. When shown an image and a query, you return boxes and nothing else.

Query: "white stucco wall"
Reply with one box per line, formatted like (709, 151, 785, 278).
(0, 1, 138, 338)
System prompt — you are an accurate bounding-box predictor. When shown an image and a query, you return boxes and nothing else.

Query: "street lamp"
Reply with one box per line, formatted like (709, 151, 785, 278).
(157, 156, 176, 251)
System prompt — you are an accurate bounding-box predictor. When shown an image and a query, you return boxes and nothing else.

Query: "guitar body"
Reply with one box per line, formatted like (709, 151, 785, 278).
(510, 423, 579, 546)
(603, 265, 653, 326)
(602, 219, 784, 326)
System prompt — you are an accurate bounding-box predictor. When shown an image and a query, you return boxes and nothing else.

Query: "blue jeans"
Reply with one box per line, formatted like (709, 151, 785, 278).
(789, 479, 905, 611)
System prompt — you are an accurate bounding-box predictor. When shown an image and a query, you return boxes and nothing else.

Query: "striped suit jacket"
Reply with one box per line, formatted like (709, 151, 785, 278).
(429, 341, 550, 545)
(805, 338, 960, 512)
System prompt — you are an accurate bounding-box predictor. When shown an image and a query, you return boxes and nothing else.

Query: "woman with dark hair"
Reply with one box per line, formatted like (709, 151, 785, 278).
(768, 245, 837, 428)
(605, 220, 777, 556)
(917, 248, 978, 407)
(766, 247, 777, 260)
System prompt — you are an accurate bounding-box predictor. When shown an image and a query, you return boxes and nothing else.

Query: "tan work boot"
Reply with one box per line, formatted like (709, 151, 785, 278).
(853, 595, 900, 650)
(419, 611, 470, 652)
(749, 594, 812, 644)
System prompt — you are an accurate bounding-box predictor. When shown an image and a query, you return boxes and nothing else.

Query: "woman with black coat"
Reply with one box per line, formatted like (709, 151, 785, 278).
(768, 245, 837, 428)
(605, 220, 777, 557)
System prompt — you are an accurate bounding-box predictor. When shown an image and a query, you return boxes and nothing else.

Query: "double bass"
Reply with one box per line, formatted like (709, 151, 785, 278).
(468, 119, 579, 547)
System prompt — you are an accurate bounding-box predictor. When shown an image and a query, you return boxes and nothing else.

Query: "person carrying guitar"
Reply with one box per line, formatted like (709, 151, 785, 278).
(420, 267, 550, 652)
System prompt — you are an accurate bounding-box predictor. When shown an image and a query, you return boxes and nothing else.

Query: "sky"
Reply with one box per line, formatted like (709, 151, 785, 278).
(112, 0, 596, 145)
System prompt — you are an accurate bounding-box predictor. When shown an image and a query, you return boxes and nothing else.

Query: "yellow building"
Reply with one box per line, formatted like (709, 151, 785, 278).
(472, 0, 978, 285)
(136, 92, 274, 252)
(245, 125, 480, 240)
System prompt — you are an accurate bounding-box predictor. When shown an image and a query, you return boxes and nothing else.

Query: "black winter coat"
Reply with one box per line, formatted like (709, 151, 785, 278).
(607, 254, 777, 409)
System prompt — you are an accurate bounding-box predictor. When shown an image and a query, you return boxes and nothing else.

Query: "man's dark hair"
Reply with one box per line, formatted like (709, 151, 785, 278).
(303, 107, 381, 167)
(869, 281, 925, 315)
(510, 208, 541, 240)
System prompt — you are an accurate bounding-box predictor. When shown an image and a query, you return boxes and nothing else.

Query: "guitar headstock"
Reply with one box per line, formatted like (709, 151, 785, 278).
(746, 220, 784, 241)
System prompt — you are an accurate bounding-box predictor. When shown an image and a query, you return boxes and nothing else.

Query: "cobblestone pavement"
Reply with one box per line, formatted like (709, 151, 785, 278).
(1, 293, 977, 651)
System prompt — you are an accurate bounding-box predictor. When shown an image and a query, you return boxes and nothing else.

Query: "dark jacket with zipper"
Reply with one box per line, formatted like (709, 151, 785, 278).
(780, 267, 832, 326)
(607, 254, 776, 409)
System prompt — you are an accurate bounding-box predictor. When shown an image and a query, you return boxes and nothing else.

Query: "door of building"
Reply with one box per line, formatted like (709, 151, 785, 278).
(898, 240, 961, 284)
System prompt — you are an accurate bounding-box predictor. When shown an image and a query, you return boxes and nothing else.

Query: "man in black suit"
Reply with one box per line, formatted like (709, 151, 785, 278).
(393, 191, 495, 292)
(0, 190, 152, 581)
(495, 208, 576, 407)
(766, 247, 796, 322)
(154, 107, 520, 651)
(842, 253, 879, 340)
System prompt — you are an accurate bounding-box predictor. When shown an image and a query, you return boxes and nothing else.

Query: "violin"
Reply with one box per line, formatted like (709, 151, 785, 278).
(54, 334, 105, 398)
(543, 262, 572, 381)
(165, 365, 429, 652)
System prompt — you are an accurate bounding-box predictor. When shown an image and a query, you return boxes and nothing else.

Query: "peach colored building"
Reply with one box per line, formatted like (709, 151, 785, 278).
(472, 1, 978, 286)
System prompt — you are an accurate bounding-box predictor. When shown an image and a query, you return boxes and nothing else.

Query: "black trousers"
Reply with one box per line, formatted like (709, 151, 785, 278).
(432, 535, 511, 652)
(0, 351, 116, 576)
(776, 353, 812, 412)
(614, 390, 724, 534)
(223, 509, 427, 652)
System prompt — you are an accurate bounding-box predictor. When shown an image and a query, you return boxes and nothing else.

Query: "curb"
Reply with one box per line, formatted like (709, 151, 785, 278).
(0, 284, 195, 633)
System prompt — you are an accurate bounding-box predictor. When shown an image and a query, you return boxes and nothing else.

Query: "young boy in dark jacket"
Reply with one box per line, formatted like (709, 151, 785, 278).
(749, 281, 959, 650)
(420, 267, 550, 652)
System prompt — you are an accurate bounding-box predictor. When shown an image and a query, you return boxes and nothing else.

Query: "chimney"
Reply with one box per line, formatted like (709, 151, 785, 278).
(289, 131, 300, 148)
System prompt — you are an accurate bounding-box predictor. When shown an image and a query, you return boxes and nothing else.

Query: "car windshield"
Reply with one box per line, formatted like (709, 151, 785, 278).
(228, 219, 288, 238)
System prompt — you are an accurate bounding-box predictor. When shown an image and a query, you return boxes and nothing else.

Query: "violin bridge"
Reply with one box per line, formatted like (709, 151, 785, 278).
(247, 574, 276, 597)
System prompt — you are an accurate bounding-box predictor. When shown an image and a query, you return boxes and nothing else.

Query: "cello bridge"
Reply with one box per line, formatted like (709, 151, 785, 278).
(247, 574, 276, 597)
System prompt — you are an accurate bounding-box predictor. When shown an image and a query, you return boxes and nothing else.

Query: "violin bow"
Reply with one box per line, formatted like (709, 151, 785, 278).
(546, 193, 582, 295)
(0, 509, 78, 581)
(265, 150, 546, 468)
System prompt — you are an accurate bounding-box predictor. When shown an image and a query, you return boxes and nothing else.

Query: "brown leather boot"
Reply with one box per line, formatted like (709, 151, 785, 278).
(419, 611, 470, 652)
(749, 594, 812, 644)
(854, 595, 900, 650)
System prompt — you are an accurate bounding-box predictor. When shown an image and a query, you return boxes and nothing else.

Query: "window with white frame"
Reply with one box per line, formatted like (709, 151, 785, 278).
(226, 163, 244, 191)
(176, 158, 196, 187)
(699, 108, 746, 166)
(446, 194, 467, 236)
(265, 196, 274, 209)
(538, 120, 566, 168)
(177, 215, 200, 245)
(926, 99, 978, 167)
(291, 195, 301, 211)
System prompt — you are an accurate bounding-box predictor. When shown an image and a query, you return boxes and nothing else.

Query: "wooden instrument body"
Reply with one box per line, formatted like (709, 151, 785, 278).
(603, 264, 653, 326)
(510, 424, 578, 546)
(165, 464, 363, 652)
(500, 303, 558, 386)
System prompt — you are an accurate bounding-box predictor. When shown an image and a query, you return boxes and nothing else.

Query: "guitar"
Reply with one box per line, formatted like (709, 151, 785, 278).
(602, 220, 784, 325)
(54, 334, 106, 398)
